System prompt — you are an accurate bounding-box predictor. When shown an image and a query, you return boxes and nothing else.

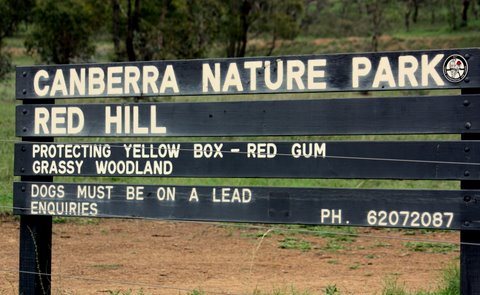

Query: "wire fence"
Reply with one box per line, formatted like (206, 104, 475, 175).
(0, 210, 449, 295)
(3, 139, 480, 167)
(0, 267, 377, 295)
(1, 205, 464, 247)
(0, 135, 471, 294)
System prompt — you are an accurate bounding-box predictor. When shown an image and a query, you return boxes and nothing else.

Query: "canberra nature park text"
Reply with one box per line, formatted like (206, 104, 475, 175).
(31, 54, 446, 98)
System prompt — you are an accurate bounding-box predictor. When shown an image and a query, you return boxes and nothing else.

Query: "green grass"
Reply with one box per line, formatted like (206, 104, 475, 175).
(404, 242, 459, 254)
(185, 265, 460, 295)
(349, 263, 361, 270)
(323, 239, 347, 252)
(92, 263, 123, 270)
(324, 285, 340, 295)
(278, 237, 312, 252)
(382, 265, 459, 295)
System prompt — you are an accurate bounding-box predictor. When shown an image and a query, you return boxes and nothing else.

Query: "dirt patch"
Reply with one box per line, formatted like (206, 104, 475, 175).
(0, 216, 459, 294)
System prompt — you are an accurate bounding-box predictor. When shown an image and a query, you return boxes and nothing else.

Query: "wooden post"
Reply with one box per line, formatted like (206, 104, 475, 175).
(461, 87, 480, 295)
(19, 214, 52, 294)
(19, 99, 53, 295)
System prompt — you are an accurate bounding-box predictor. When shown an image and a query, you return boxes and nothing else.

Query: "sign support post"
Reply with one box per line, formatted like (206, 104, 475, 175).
(461, 87, 480, 295)
(19, 99, 53, 295)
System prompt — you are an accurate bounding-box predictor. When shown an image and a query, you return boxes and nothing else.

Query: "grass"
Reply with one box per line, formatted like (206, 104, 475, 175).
(92, 263, 123, 270)
(278, 237, 312, 252)
(404, 242, 459, 254)
(240, 225, 357, 252)
(323, 239, 347, 252)
(382, 265, 459, 295)
(52, 216, 100, 225)
(324, 285, 340, 295)
(106, 266, 460, 295)
(349, 263, 361, 270)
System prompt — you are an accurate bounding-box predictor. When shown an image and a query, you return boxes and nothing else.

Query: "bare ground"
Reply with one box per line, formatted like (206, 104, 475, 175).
(0, 216, 459, 294)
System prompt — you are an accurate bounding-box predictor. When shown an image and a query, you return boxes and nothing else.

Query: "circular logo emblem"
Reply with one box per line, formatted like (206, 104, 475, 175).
(443, 54, 468, 83)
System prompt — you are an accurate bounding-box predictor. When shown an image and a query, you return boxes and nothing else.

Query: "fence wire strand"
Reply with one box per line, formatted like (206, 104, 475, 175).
(0, 204, 467, 247)
(0, 268, 238, 295)
(0, 130, 471, 293)
(0, 267, 374, 295)
(3, 139, 480, 168)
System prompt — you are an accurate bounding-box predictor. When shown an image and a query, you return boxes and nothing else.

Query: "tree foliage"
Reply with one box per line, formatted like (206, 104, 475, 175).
(0, 0, 34, 39)
(110, 0, 222, 61)
(1, 0, 479, 66)
(0, 0, 33, 79)
(220, 0, 303, 57)
(108, 0, 303, 60)
(25, 0, 105, 64)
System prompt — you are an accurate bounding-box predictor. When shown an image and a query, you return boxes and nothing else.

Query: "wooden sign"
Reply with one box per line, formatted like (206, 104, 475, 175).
(16, 95, 480, 137)
(14, 141, 480, 180)
(14, 48, 480, 295)
(16, 49, 479, 99)
(14, 182, 480, 230)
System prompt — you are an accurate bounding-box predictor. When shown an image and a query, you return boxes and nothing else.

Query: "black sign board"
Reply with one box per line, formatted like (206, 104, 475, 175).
(16, 95, 480, 137)
(16, 49, 480, 99)
(13, 48, 480, 295)
(13, 141, 480, 180)
(13, 182, 480, 230)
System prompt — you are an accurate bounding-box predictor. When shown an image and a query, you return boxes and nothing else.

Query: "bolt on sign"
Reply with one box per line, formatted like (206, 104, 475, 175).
(13, 48, 480, 294)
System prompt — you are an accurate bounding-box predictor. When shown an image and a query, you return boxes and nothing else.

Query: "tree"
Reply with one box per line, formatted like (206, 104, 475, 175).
(221, 0, 257, 58)
(404, 0, 414, 31)
(257, 0, 303, 56)
(111, 0, 123, 60)
(461, 0, 471, 27)
(427, 0, 441, 24)
(163, 0, 223, 59)
(446, 0, 459, 30)
(220, 0, 303, 58)
(365, 0, 389, 52)
(0, 0, 34, 79)
(403, 0, 422, 31)
(126, 0, 141, 61)
(109, 0, 222, 61)
(25, 0, 104, 64)
(412, 0, 420, 24)
(301, 0, 328, 33)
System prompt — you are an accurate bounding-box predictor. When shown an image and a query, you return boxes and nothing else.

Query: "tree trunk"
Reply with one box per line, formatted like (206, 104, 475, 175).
(226, 1, 237, 57)
(449, 0, 458, 30)
(472, 0, 478, 19)
(367, 0, 383, 52)
(226, 0, 252, 58)
(156, 0, 167, 58)
(237, 0, 252, 57)
(412, 0, 419, 23)
(267, 31, 277, 56)
(431, 6, 435, 24)
(126, 0, 140, 61)
(405, 0, 413, 31)
(461, 0, 470, 27)
(111, 0, 121, 61)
